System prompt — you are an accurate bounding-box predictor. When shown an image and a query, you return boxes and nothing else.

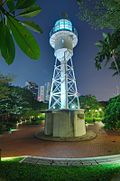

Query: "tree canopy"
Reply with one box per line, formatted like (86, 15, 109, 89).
(79, 95, 100, 110)
(0, 73, 13, 100)
(103, 95, 120, 130)
(0, 73, 41, 115)
(95, 32, 120, 76)
(77, 0, 120, 29)
(0, 85, 41, 115)
(0, 0, 42, 64)
(79, 95, 104, 122)
(77, 0, 120, 75)
(0, 72, 47, 132)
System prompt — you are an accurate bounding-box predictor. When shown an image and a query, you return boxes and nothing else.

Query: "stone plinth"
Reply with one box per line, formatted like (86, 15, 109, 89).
(44, 111, 53, 136)
(44, 109, 86, 138)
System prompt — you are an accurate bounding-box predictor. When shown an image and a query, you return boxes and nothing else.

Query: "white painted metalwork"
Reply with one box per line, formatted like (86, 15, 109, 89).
(49, 19, 80, 110)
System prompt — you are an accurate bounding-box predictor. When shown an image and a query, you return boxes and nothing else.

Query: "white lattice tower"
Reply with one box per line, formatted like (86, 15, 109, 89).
(49, 19, 80, 110)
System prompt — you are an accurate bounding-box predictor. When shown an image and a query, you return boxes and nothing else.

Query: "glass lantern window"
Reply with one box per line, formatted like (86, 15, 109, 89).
(54, 19, 72, 32)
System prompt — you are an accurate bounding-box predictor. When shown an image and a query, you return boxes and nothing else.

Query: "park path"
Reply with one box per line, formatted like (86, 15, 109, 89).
(0, 123, 120, 158)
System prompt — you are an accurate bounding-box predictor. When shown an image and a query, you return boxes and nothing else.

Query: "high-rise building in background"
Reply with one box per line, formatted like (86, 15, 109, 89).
(25, 81, 38, 100)
(38, 86, 45, 102)
(25, 81, 51, 102)
(38, 82, 51, 102)
(45, 82, 51, 102)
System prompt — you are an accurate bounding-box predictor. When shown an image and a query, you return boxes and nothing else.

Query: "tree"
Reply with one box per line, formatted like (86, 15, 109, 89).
(77, 0, 120, 29)
(0, 0, 42, 64)
(0, 85, 42, 130)
(79, 95, 104, 122)
(95, 32, 120, 76)
(76, 0, 120, 75)
(0, 73, 13, 132)
(0, 73, 13, 100)
(79, 95, 101, 109)
(4, 86, 41, 115)
(103, 95, 120, 130)
(39, 102, 48, 110)
(0, 73, 44, 132)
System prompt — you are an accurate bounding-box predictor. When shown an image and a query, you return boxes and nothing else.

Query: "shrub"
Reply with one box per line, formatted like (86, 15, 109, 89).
(103, 95, 120, 130)
(0, 162, 120, 181)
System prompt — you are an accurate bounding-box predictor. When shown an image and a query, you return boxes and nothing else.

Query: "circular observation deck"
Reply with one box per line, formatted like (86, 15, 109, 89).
(49, 19, 78, 49)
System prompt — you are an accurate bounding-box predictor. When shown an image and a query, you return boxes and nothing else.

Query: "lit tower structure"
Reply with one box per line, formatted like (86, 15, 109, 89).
(49, 19, 80, 110)
(44, 18, 86, 139)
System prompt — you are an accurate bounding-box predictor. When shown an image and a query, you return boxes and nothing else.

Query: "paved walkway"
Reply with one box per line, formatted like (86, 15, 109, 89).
(0, 123, 120, 158)
(21, 154, 120, 166)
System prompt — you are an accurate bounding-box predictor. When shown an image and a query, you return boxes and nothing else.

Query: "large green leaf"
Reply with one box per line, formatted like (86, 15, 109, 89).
(95, 41, 103, 48)
(7, 0, 15, 12)
(102, 32, 108, 40)
(16, 0, 36, 9)
(0, 21, 15, 64)
(18, 5, 41, 18)
(7, 15, 40, 60)
(22, 21, 43, 33)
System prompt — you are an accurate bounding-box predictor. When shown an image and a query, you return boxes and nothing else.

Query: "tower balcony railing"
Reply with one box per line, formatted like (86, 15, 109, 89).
(49, 26, 78, 38)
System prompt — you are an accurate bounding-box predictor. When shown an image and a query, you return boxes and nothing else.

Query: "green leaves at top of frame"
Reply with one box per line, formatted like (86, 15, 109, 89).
(16, 0, 36, 9)
(22, 21, 43, 34)
(6, 0, 41, 17)
(18, 5, 41, 18)
(0, 21, 15, 65)
(7, 15, 40, 60)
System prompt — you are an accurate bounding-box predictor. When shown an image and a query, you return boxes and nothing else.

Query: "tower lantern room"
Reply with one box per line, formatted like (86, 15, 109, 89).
(50, 19, 78, 62)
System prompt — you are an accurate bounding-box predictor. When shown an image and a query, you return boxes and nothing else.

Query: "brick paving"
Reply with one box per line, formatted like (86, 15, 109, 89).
(0, 123, 120, 158)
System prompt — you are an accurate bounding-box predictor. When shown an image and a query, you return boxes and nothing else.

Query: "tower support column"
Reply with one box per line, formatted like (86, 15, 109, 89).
(49, 57, 80, 110)
(61, 54, 68, 109)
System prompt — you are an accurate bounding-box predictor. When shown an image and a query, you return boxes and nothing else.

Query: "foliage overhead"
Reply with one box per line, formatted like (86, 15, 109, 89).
(95, 32, 120, 76)
(77, 0, 120, 76)
(0, 0, 42, 64)
(77, 0, 120, 29)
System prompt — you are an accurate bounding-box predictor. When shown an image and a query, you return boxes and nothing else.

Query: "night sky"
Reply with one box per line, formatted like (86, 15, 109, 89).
(0, 0, 119, 101)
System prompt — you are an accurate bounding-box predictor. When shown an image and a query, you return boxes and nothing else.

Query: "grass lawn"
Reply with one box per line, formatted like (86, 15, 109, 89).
(0, 157, 120, 181)
(1, 156, 23, 162)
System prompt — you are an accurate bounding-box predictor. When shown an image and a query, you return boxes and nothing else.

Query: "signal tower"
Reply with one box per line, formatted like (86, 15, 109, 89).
(43, 18, 86, 139)
(49, 19, 80, 110)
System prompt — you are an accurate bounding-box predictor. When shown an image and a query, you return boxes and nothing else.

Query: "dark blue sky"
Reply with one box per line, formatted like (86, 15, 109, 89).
(0, 0, 119, 101)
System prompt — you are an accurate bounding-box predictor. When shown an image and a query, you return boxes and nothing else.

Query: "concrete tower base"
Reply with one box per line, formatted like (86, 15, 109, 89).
(44, 109, 86, 138)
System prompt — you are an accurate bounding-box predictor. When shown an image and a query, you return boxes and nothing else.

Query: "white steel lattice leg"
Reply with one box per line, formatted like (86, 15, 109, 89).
(49, 57, 80, 110)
